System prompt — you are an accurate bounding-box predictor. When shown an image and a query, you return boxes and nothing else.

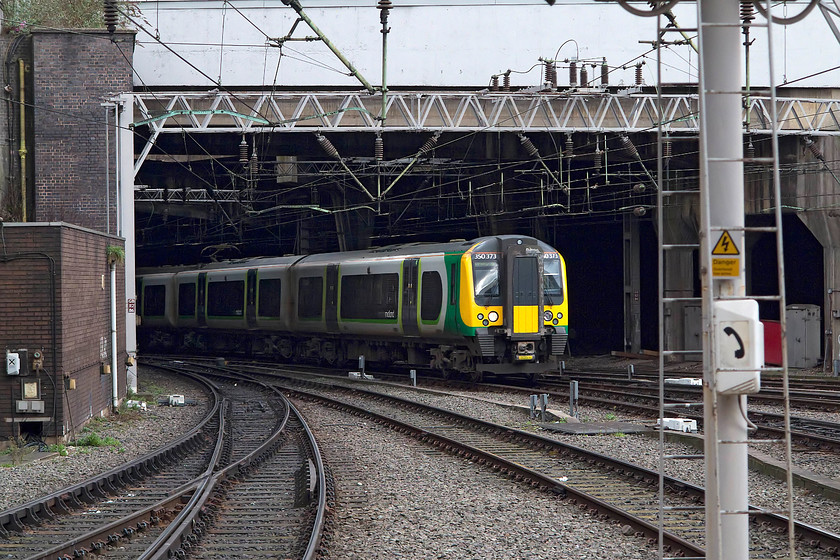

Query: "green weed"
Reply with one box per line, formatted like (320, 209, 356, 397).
(74, 432, 121, 449)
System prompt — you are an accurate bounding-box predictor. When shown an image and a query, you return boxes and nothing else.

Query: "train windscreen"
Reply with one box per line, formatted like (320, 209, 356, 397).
(542, 256, 564, 305)
(472, 257, 500, 305)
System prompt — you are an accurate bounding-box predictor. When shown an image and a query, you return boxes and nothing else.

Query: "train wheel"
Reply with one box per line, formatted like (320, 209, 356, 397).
(468, 369, 483, 383)
(278, 339, 293, 360)
(322, 341, 338, 366)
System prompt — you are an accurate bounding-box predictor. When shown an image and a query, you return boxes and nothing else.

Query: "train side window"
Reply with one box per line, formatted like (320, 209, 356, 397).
(143, 285, 166, 317)
(178, 283, 196, 317)
(449, 264, 457, 305)
(207, 281, 245, 317)
(543, 258, 564, 305)
(258, 278, 282, 317)
(340, 273, 399, 320)
(298, 276, 323, 319)
(420, 271, 442, 321)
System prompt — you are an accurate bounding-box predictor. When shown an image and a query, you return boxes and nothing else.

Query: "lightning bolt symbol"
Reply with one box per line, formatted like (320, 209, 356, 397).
(721, 236, 730, 252)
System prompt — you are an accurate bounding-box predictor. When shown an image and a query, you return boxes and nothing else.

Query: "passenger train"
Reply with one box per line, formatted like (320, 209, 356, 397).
(136, 235, 568, 381)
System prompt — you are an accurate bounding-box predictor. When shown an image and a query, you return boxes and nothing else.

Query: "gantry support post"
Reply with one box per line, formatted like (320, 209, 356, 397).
(698, 1, 751, 558)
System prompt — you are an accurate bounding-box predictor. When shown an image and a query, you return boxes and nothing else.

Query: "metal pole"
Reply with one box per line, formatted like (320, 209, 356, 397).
(378, 0, 391, 125)
(117, 95, 138, 393)
(110, 262, 119, 409)
(281, 0, 376, 94)
(105, 110, 110, 233)
(698, 1, 749, 558)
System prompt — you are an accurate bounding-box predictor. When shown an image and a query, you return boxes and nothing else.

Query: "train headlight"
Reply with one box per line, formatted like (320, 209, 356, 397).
(482, 319, 489, 326)
(556, 312, 563, 319)
(488, 311, 499, 322)
(477, 313, 484, 321)
(553, 319, 559, 325)
(543, 310, 553, 322)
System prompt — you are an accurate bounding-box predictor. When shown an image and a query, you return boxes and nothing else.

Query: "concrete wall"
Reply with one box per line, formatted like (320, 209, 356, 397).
(130, 0, 839, 88)
(0, 223, 125, 443)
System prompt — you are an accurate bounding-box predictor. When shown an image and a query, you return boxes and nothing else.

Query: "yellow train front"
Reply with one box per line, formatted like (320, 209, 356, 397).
(437, 235, 568, 381)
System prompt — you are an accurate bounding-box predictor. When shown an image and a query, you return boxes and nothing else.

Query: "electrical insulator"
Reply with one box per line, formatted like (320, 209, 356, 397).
(594, 149, 603, 172)
(580, 66, 588, 87)
(746, 140, 755, 161)
(635, 63, 643, 86)
(503, 72, 511, 91)
(239, 138, 248, 164)
(633, 206, 646, 217)
(375, 134, 384, 161)
(569, 61, 577, 87)
(519, 134, 540, 158)
(418, 133, 440, 155)
(545, 61, 556, 88)
(378, 0, 391, 27)
(249, 151, 258, 176)
(316, 134, 341, 159)
(565, 135, 574, 156)
(619, 135, 639, 159)
(104, 0, 118, 35)
(805, 137, 825, 162)
(663, 138, 672, 160)
(601, 60, 608, 87)
(633, 183, 646, 193)
(491, 75, 499, 91)
(740, 0, 755, 24)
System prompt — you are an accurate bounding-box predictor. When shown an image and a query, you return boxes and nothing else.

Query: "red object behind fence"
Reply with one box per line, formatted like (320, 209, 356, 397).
(762, 320, 782, 366)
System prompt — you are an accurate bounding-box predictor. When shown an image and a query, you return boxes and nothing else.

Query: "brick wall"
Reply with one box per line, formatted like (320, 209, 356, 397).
(31, 30, 134, 232)
(0, 223, 125, 442)
(0, 33, 33, 221)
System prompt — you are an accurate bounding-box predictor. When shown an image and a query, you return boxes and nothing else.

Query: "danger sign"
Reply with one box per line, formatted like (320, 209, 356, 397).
(712, 231, 740, 256)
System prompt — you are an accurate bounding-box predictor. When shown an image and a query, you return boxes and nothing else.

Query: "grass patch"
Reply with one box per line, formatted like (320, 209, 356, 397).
(1, 437, 33, 465)
(48, 444, 68, 457)
(605, 413, 617, 421)
(74, 432, 122, 449)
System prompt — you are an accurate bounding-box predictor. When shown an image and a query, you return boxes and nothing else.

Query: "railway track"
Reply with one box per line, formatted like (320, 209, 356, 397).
(245, 370, 840, 560)
(0, 364, 327, 560)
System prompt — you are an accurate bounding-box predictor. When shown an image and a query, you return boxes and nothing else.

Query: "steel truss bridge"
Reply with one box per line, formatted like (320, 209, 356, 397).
(130, 90, 840, 205)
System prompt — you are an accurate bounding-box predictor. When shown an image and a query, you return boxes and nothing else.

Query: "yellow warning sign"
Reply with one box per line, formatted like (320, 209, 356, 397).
(712, 257, 740, 277)
(712, 231, 740, 256)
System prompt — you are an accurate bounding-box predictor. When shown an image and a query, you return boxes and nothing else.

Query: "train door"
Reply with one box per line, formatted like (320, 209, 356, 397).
(512, 256, 540, 336)
(197, 272, 207, 326)
(246, 269, 257, 328)
(325, 264, 339, 332)
(402, 258, 420, 336)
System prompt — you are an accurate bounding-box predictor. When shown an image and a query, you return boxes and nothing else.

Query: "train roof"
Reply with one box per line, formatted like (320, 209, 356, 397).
(136, 236, 561, 275)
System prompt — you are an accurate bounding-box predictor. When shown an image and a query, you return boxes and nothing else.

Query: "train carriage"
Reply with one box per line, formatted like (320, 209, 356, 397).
(137, 235, 568, 381)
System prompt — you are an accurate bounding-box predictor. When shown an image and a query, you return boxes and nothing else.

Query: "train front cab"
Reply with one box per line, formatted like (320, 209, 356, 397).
(460, 236, 568, 377)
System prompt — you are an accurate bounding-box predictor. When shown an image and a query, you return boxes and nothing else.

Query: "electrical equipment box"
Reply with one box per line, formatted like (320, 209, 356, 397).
(6, 351, 20, 375)
(168, 394, 185, 406)
(659, 418, 698, 433)
(714, 300, 763, 395)
(31, 350, 44, 371)
(21, 379, 40, 400)
(16, 400, 45, 413)
(786, 304, 821, 368)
